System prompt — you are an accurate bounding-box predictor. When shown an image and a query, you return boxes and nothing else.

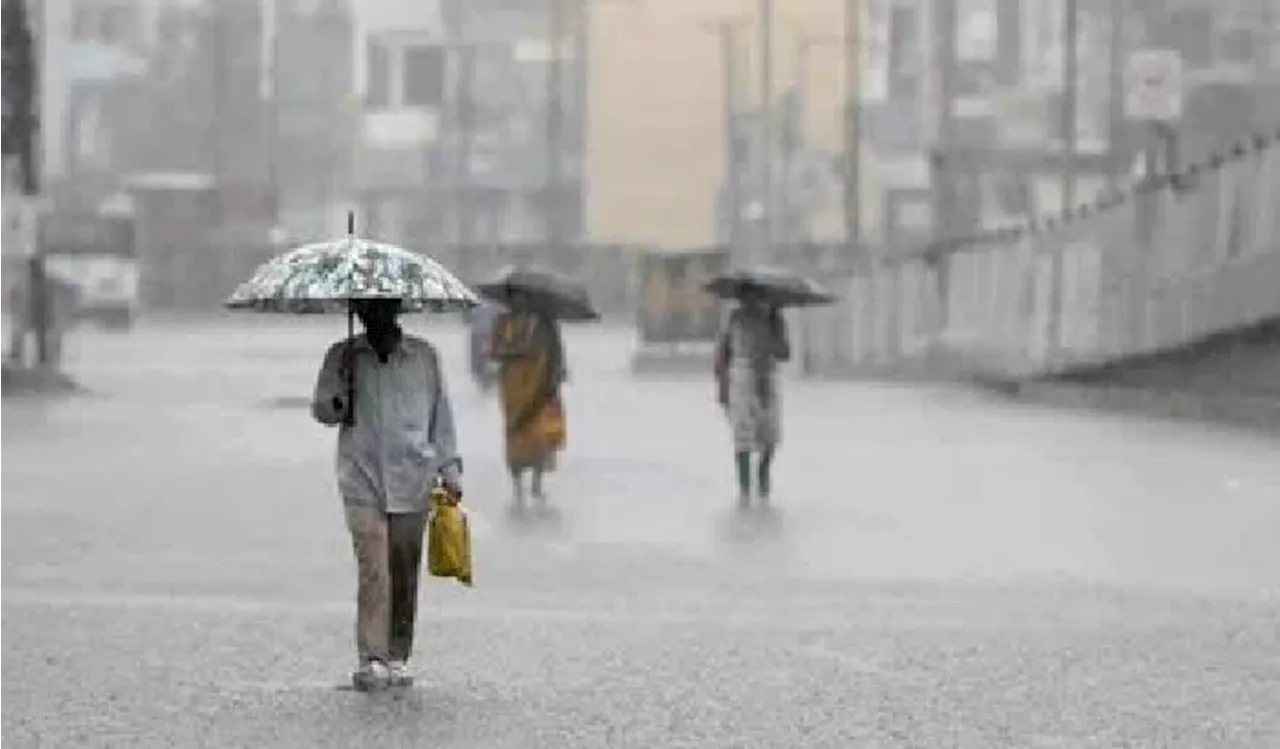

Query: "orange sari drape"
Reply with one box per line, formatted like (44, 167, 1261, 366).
(492, 312, 566, 470)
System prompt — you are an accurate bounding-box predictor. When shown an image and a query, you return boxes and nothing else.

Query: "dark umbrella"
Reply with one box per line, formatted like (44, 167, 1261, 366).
(704, 265, 836, 307)
(477, 264, 600, 322)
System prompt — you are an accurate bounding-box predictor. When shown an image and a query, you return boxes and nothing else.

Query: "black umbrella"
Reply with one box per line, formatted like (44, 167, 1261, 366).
(477, 264, 600, 321)
(704, 266, 836, 308)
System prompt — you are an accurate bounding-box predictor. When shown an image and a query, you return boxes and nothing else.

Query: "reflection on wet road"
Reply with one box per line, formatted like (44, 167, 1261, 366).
(4, 316, 1279, 747)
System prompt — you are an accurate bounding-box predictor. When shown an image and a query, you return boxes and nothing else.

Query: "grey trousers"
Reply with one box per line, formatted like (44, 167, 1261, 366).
(344, 506, 428, 664)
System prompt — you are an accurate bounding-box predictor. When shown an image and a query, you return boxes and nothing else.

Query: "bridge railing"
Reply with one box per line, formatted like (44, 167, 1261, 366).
(796, 128, 1280, 381)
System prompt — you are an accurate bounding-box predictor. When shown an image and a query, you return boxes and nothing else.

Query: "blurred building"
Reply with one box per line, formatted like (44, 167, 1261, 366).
(440, 0, 588, 248)
(346, 0, 589, 247)
(25, 0, 358, 311)
(269, 0, 356, 240)
(632, 0, 1280, 249)
(347, 0, 448, 243)
(37, 0, 150, 184)
(714, 91, 842, 250)
(867, 0, 1280, 243)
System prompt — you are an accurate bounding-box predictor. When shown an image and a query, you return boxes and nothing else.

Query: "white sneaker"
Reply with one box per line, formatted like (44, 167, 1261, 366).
(387, 660, 414, 688)
(351, 660, 390, 692)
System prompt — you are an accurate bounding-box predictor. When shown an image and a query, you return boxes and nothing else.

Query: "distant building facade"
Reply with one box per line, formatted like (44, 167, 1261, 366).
(347, 0, 588, 247)
(440, 0, 588, 247)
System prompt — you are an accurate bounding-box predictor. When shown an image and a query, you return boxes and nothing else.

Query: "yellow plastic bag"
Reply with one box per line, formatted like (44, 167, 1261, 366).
(427, 487, 473, 586)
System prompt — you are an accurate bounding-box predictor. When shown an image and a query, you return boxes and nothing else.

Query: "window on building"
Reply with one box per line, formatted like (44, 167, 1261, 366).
(98, 6, 123, 43)
(1149, 9, 1213, 69)
(70, 3, 134, 46)
(366, 40, 391, 107)
(1218, 26, 1256, 66)
(403, 44, 445, 107)
(887, 6, 921, 99)
(994, 0, 1021, 85)
(71, 6, 99, 42)
(992, 172, 1031, 215)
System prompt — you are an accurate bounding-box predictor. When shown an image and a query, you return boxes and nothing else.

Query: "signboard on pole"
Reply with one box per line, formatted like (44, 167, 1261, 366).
(0, 194, 36, 258)
(1124, 48, 1184, 122)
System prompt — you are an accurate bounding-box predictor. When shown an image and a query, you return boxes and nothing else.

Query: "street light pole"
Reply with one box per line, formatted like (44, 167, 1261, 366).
(1106, 0, 1126, 191)
(264, 0, 280, 231)
(842, 0, 862, 250)
(1061, 0, 1079, 215)
(703, 18, 746, 260)
(1047, 0, 1080, 364)
(545, 0, 566, 254)
(782, 35, 809, 251)
(756, 0, 774, 265)
(931, 0, 957, 242)
(3, 0, 49, 366)
(792, 32, 840, 246)
(456, 42, 477, 248)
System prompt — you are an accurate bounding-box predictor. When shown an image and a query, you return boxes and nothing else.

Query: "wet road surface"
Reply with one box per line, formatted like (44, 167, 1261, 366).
(4, 316, 1279, 748)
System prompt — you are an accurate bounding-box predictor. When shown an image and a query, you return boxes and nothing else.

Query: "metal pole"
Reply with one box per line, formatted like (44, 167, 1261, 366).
(571, 0, 590, 247)
(21, 0, 37, 197)
(545, 0, 566, 253)
(23, 0, 50, 366)
(1106, 0, 1126, 191)
(211, 3, 229, 308)
(757, 0, 774, 265)
(212, 4, 225, 208)
(929, 0, 957, 344)
(932, 0, 956, 241)
(1062, 0, 1078, 214)
(843, 0, 861, 250)
(267, 0, 280, 229)
(776, 40, 799, 255)
(1047, 0, 1079, 366)
(709, 19, 743, 259)
(791, 36, 810, 246)
(31, 0, 44, 197)
(456, 42, 477, 248)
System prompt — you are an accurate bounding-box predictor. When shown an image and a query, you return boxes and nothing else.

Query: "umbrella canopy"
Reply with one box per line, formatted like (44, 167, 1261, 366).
(224, 236, 479, 314)
(476, 264, 600, 322)
(704, 266, 836, 308)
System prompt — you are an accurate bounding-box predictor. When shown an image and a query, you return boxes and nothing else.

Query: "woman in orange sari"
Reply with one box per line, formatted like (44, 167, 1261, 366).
(490, 292, 567, 513)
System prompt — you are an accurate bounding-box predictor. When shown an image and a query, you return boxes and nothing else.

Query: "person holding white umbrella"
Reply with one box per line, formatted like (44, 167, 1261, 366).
(226, 213, 478, 691)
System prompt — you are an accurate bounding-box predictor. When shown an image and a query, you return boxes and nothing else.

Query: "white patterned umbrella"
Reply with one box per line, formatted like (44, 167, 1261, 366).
(224, 216, 479, 427)
(224, 231, 478, 314)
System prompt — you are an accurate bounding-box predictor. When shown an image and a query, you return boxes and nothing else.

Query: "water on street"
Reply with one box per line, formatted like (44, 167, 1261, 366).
(4, 316, 1279, 748)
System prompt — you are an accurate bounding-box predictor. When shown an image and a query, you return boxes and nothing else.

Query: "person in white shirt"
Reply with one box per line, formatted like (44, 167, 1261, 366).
(312, 298, 463, 691)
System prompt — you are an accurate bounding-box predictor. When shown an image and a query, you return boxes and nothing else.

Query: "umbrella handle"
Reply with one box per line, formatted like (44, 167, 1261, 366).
(344, 302, 356, 427)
